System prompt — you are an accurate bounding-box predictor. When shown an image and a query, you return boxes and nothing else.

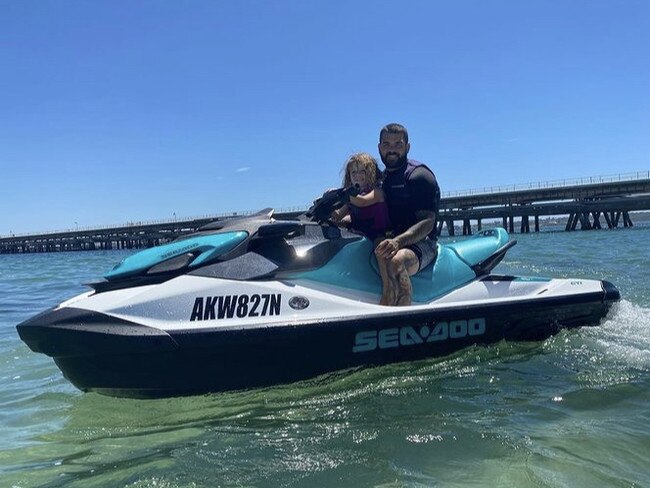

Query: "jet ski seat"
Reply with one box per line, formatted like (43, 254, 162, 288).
(293, 228, 512, 303)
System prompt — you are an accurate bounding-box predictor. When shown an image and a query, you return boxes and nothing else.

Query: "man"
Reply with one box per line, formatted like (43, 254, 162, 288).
(374, 123, 440, 306)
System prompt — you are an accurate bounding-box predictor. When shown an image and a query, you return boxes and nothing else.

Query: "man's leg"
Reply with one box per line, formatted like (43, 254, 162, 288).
(374, 238, 394, 306)
(378, 260, 395, 305)
(375, 238, 436, 306)
(386, 249, 420, 306)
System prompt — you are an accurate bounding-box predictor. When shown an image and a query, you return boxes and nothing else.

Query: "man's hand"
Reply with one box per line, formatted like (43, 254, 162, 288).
(375, 238, 400, 259)
(375, 210, 436, 261)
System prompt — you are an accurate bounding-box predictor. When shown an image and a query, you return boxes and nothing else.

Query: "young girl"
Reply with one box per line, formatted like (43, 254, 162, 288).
(331, 153, 393, 305)
(332, 152, 390, 239)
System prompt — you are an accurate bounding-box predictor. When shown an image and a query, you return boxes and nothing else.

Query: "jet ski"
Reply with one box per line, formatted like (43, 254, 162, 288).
(16, 187, 620, 398)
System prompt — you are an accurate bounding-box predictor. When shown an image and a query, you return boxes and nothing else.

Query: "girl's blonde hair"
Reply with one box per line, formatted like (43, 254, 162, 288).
(342, 152, 382, 188)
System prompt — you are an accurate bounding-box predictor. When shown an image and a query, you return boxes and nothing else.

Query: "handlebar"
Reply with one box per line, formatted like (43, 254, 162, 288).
(306, 185, 360, 224)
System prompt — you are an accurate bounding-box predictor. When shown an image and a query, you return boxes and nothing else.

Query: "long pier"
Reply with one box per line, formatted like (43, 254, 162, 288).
(438, 172, 650, 236)
(1, 172, 649, 254)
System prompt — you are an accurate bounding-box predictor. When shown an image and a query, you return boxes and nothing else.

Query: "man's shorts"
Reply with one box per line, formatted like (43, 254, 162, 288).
(406, 237, 438, 272)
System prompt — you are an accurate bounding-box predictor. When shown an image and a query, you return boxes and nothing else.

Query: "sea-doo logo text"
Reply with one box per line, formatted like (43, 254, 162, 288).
(190, 294, 281, 321)
(352, 318, 486, 353)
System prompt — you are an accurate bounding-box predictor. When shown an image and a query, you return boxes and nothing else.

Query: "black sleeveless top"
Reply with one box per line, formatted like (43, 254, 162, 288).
(382, 159, 440, 239)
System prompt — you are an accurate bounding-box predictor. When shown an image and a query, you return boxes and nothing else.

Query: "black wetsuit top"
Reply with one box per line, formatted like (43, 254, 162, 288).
(382, 159, 440, 239)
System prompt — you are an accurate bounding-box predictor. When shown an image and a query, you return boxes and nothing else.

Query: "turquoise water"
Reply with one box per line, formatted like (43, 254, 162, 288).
(1, 227, 649, 487)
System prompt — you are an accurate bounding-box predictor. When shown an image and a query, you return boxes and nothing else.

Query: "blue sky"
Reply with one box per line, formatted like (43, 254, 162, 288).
(1, 0, 649, 235)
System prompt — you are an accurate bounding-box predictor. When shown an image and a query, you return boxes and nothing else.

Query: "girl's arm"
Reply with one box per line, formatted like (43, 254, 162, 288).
(330, 204, 350, 223)
(349, 188, 384, 207)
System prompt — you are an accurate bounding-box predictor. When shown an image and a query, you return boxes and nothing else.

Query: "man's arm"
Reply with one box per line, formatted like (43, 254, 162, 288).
(395, 210, 436, 247)
(375, 210, 435, 258)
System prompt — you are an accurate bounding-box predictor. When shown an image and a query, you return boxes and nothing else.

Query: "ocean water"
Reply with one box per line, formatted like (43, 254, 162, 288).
(1, 226, 649, 487)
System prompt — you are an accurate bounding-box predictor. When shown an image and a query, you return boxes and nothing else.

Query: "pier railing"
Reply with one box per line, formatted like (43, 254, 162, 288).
(441, 171, 650, 198)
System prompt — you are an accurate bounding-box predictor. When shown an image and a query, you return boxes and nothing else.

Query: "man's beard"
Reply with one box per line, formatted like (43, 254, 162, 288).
(381, 152, 408, 171)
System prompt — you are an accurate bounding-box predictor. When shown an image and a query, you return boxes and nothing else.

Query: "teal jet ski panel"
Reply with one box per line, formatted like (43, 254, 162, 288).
(411, 246, 477, 301)
(292, 229, 511, 303)
(291, 239, 381, 296)
(104, 231, 248, 281)
(449, 228, 510, 267)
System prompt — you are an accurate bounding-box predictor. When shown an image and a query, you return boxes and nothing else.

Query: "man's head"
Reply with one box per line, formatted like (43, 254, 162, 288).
(378, 123, 410, 171)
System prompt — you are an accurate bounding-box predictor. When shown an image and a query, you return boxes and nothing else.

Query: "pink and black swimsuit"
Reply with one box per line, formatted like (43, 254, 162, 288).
(348, 190, 391, 240)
